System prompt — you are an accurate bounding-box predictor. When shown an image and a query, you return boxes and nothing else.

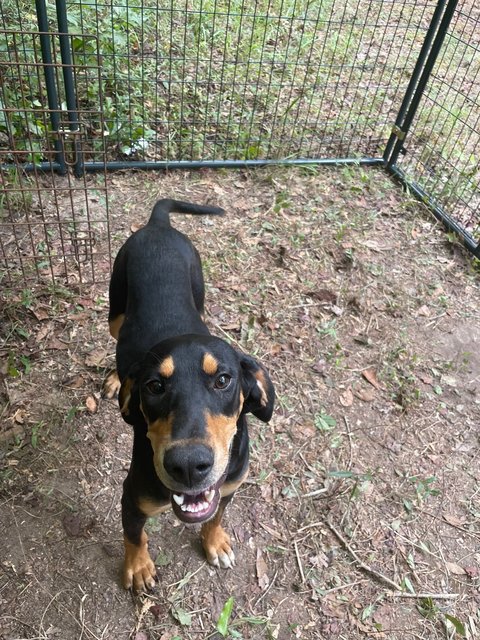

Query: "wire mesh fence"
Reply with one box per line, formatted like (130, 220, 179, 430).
(0, 19, 111, 287)
(2, 0, 443, 165)
(388, 0, 480, 248)
(0, 0, 479, 288)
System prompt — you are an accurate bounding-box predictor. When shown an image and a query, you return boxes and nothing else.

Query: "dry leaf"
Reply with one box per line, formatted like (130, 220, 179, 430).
(47, 337, 69, 351)
(13, 408, 28, 424)
(464, 566, 479, 579)
(362, 367, 382, 389)
(85, 395, 98, 414)
(445, 561, 466, 575)
(355, 388, 375, 402)
(31, 306, 50, 321)
(339, 387, 354, 407)
(418, 373, 433, 385)
(417, 305, 430, 317)
(307, 289, 337, 304)
(443, 513, 466, 527)
(85, 349, 108, 368)
(256, 548, 269, 590)
(36, 323, 52, 342)
(64, 375, 85, 390)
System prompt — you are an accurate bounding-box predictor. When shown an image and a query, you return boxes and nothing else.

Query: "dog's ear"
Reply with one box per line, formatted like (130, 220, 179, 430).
(118, 363, 144, 425)
(240, 354, 275, 422)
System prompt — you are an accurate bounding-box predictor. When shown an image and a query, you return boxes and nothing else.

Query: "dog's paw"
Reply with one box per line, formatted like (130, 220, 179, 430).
(201, 524, 235, 569)
(102, 369, 121, 399)
(123, 543, 157, 591)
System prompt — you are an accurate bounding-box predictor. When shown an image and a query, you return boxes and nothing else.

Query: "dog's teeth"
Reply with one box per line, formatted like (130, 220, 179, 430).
(173, 493, 185, 506)
(205, 490, 215, 503)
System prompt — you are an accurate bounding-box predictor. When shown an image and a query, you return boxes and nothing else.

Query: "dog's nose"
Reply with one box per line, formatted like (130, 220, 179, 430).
(163, 444, 214, 487)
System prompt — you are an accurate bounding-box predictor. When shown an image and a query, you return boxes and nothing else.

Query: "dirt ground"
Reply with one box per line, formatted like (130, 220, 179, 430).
(1, 166, 479, 640)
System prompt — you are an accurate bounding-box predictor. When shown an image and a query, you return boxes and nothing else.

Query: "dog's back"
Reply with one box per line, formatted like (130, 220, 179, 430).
(109, 199, 224, 379)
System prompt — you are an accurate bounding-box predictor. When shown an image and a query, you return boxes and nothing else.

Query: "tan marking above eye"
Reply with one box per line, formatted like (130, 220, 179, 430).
(202, 352, 218, 376)
(159, 355, 175, 378)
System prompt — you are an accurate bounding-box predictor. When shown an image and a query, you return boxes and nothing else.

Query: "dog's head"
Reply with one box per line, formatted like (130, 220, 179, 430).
(119, 334, 275, 523)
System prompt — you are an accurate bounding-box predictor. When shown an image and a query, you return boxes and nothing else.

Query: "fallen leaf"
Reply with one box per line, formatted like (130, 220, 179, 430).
(417, 305, 430, 317)
(31, 306, 50, 321)
(418, 373, 433, 385)
(339, 387, 354, 407)
(13, 408, 28, 424)
(312, 359, 327, 375)
(464, 566, 479, 579)
(355, 388, 375, 402)
(256, 548, 269, 590)
(85, 395, 98, 414)
(362, 367, 382, 389)
(36, 323, 52, 342)
(445, 561, 466, 575)
(85, 349, 108, 368)
(443, 513, 466, 527)
(307, 289, 337, 304)
(46, 338, 69, 351)
(63, 375, 85, 389)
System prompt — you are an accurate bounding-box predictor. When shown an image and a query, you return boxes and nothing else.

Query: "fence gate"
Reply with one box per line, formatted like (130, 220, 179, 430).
(1, 0, 479, 287)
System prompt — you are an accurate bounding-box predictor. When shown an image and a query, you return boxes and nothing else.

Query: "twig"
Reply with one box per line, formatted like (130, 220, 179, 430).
(391, 592, 459, 600)
(293, 540, 305, 583)
(253, 569, 279, 607)
(326, 518, 402, 592)
(327, 519, 460, 600)
(302, 487, 328, 498)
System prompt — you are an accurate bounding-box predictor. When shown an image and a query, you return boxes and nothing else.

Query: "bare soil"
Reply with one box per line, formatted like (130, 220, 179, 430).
(1, 166, 479, 640)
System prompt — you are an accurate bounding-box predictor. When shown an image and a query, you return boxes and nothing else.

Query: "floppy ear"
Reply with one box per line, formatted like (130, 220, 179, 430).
(240, 354, 275, 422)
(118, 363, 144, 426)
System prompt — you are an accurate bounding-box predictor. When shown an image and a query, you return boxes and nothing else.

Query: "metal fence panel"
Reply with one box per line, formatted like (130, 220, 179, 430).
(388, 0, 480, 252)
(2, 0, 440, 165)
(0, 18, 111, 286)
(0, 0, 479, 286)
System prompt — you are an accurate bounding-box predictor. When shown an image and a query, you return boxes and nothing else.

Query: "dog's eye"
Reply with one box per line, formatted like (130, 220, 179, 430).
(146, 380, 164, 395)
(214, 374, 231, 390)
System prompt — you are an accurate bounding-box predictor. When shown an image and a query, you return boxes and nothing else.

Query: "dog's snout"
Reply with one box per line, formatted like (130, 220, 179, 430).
(163, 444, 214, 487)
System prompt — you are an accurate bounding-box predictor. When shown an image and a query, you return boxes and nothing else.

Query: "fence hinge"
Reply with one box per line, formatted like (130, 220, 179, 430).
(391, 125, 406, 141)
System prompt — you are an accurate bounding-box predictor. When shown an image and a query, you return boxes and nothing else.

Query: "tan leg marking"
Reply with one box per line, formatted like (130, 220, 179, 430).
(102, 369, 121, 399)
(109, 314, 125, 340)
(201, 502, 235, 569)
(123, 530, 156, 591)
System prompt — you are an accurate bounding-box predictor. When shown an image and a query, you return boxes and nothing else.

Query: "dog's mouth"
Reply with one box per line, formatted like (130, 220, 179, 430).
(170, 475, 225, 524)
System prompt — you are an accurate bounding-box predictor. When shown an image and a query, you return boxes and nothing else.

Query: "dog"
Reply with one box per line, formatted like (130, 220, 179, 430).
(104, 199, 275, 591)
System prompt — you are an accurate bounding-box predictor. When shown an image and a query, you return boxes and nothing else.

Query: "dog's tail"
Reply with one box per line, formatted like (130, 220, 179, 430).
(148, 199, 225, 227)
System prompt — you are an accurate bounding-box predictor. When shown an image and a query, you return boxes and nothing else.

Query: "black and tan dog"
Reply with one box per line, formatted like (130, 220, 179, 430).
(104, 199, 275, 591)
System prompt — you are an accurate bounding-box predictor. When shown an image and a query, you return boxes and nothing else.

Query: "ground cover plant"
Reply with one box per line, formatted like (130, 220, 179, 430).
(0, 165, 479, 639)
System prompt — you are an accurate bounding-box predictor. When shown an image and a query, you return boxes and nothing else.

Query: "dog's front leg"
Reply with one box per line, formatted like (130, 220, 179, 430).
(121, 488, 156, 591)
(200, 495, 236, 569)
